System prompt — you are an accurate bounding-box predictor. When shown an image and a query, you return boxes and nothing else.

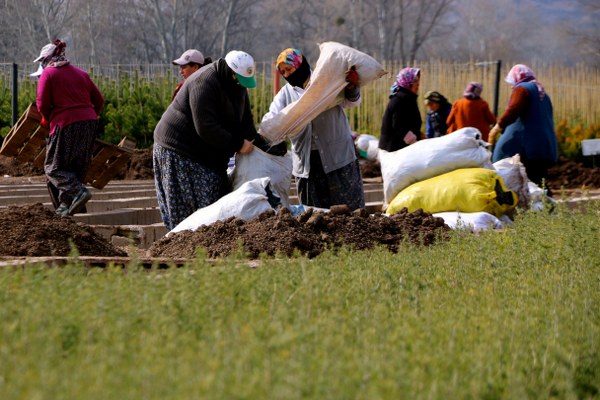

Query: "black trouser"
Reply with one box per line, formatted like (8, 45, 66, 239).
(44, 120, 97, 206)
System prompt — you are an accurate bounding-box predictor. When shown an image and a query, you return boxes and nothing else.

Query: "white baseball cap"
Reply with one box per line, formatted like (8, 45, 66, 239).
(225, 50, 256, 89)
(172, 49, 205, 66)
(33, 43, 57, 63)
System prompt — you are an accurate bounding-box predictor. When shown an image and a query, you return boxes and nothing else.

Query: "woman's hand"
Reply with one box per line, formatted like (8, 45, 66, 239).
(488, 124, 502, 145)
(238, 139, 255, 155)
(403, 131, 417, 145)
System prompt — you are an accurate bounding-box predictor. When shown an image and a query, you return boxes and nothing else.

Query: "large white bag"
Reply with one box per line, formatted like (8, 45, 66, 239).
(432, 211, 504, 233)
(378, 127, 493, 206)
(230, 148, 293, 208)
(493, 154, 531, 209)
(259, 41, 387, 143)
(169, 177, 276, 235)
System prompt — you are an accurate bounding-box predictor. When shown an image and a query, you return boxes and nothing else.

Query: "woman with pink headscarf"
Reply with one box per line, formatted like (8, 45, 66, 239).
(446, 82, 496, 141)
(34, 39, 104, 217)
(379, 67, 422, 152)
(489, 64, 558, 187)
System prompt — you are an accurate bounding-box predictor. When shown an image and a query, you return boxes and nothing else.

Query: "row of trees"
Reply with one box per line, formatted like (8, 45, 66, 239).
(0, 0, 598, 65)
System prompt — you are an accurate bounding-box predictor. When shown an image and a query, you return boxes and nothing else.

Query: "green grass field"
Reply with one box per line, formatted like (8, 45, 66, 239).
(0, 201, 598, 399)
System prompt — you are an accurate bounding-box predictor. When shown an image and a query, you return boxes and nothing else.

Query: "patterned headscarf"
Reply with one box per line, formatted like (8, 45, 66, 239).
(505, 64, 545, 99)
(276, 48, 303, 70)
(39, 39, 70, 68)
(390, 67, 420, 96)
(463, 82, 483, 99)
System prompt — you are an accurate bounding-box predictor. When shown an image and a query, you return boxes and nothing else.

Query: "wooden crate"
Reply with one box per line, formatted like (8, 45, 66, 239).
(0, 103, 135, 189)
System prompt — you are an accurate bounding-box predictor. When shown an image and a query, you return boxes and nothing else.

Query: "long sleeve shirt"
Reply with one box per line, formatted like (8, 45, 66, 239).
(261, 83, 360, 178)
(36, 64, 104, 135)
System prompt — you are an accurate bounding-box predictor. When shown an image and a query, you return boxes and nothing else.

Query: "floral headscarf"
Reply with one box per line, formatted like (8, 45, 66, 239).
(276, 48, 303, 70)
(463, 82, 483, 99)
(36, 39, 70, 69)
(390, 67, 420, 96)
(505, 64, 545, 99)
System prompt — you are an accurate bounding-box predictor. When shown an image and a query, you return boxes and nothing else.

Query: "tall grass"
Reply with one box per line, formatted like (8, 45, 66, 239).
(0, 201, 598, 399)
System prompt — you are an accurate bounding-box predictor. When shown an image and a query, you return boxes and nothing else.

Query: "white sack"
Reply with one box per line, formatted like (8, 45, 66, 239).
(259, 41, 387, 143)
(378, 127, 493, 207)
(493, 154, 531, 209)
(230, 147, 293, 208)
(433, 211, 504, 233)
(169, 177, 275, 235)
(356, 134, 379, 160)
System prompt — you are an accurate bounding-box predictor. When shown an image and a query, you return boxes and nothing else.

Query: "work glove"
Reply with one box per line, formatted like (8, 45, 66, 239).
(345, 66, 359, 89)
(488, 124, 502, 145)
(40, 117, 49, 129)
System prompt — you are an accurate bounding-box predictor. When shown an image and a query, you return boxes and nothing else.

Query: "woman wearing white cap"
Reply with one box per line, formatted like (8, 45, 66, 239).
(171, 49, 212, 100)
(34, 39, 104, 217)
(153, 50, 259, 230)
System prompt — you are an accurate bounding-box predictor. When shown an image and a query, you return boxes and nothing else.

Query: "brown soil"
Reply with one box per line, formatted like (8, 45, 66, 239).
(0, 155, 44, 177)
(148, 205, 450, 259)
(0, 203, 126, 257)
(114, 148, 154, 180)
(546, 157, 600, 189)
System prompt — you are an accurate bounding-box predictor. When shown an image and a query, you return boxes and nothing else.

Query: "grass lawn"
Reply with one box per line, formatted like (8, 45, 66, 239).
(0, 201, 598, 399)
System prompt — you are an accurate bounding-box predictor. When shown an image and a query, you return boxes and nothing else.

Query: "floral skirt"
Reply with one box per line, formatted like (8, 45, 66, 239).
(153, 144, 229, 230)
(44, 120, 98, 205)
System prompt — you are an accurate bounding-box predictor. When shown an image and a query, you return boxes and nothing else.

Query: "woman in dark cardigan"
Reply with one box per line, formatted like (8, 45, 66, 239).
(379, 67, 422, 152)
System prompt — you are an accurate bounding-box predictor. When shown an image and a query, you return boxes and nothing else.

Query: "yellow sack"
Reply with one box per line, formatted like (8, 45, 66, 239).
(387, 168, 518, 217)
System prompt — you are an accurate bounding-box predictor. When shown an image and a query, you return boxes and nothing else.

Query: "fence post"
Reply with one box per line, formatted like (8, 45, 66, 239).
(12, 63, 18, 126)
(272, 63, 280, 96)
(493, 60, 501, 117)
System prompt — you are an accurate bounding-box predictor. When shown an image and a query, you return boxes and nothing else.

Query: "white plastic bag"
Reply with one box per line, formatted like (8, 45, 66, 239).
(493, 154, 531, 209)
(230, 147, 293, 208)
(356, 134, 379, 160)
(432, 211, 504, 233)
(378, 127, 493, 206)
(169, 177, 276, 235)
(259, 41, 387, 142)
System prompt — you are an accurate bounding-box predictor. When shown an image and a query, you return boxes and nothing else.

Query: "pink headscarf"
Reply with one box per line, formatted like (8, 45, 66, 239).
(505, 64, 545, 99)
(390, 67, 420, 95)
(463, 82, 483, 99)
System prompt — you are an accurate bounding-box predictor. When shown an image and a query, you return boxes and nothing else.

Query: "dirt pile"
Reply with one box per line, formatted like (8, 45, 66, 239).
(0, 155, 44, 177)
(0, 203, 126, 257)
(546, 157, 600, 189)
(148, 205, 450, 259)
(114, 148, 154, 180)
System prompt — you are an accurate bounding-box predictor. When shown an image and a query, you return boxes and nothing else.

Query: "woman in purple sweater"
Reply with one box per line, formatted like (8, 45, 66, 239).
(34, 39, 104, 217)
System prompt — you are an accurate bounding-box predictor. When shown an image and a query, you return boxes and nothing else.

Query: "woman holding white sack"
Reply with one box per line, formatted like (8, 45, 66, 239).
(261, 48, 365, 210)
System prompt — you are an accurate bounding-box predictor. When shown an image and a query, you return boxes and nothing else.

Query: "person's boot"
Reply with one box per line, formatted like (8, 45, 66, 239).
(55, 203, 70, 217)
(68, 187, 92, 216)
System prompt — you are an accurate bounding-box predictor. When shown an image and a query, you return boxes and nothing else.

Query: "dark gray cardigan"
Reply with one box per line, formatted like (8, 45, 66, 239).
(153, 59, 257, 171)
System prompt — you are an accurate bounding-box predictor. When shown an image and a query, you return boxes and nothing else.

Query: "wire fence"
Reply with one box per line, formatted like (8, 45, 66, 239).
(1, 60, 599, 138)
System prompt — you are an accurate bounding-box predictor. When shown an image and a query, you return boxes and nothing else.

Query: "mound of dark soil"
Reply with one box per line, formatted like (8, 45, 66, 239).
(360, 159, 382, 178)
(148, 205, 450, 259)
(0, 203, 126, 257)
(114, 148, 154, 180)
(547, 157, 600, 189)
(0, 155, 44, 177)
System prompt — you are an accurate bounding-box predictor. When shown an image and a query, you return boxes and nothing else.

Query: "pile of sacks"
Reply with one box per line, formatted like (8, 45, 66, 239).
(378, 127, 546, 233)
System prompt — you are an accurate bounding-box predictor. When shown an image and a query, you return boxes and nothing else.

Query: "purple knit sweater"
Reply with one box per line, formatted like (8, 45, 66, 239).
(36, 64, 104, 135)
